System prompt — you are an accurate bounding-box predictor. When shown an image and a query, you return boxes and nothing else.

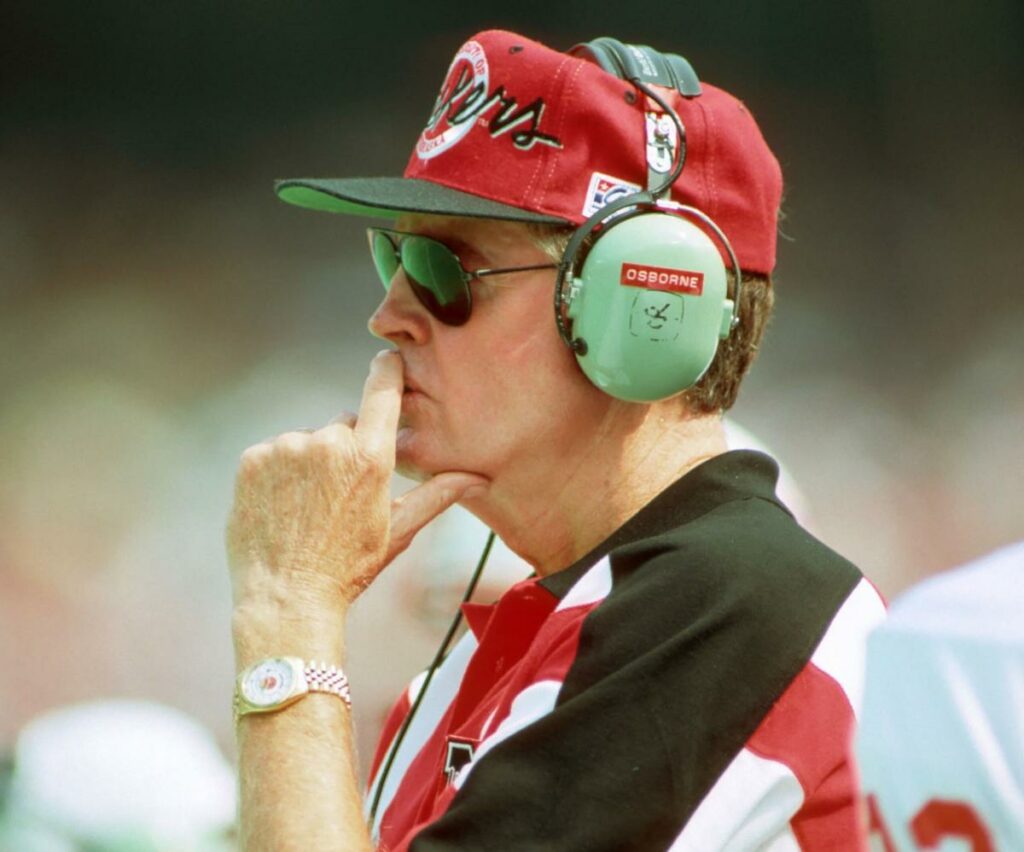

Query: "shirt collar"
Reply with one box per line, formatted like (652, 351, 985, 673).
(538, 450, 785, 600)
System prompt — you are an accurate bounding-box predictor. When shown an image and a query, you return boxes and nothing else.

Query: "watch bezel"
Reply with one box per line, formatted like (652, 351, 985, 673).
(236, 656, 308, 716)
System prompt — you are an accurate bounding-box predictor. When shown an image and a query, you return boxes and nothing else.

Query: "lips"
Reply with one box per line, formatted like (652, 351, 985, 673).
(403, 376, 427, 397)
(396, 353, 428, 397)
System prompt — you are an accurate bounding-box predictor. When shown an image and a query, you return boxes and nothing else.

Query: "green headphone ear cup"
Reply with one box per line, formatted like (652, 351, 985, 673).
(567, 213, 729, 402)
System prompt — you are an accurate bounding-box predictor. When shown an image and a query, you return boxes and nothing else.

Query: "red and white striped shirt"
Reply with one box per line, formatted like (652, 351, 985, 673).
(366, 452, 886, 851)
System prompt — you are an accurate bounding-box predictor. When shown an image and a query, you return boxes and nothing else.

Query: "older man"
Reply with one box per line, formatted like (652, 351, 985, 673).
(227, 30, 885, 851)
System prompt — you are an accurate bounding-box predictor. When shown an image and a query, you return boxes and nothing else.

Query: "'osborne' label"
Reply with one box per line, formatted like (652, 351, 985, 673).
(620, 262, 704, 295)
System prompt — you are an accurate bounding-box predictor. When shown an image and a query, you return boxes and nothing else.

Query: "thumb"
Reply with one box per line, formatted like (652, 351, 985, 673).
(388, 472, 488, 563)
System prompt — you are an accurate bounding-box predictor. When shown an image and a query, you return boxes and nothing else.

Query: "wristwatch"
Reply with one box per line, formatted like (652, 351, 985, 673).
(234, 657, 351, 721)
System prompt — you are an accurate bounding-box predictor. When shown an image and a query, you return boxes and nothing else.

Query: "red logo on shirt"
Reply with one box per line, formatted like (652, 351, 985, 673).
(620, 262, 704, 295)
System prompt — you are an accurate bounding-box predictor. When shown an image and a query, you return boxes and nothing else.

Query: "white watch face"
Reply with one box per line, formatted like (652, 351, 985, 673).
(242, 659, 295, 708)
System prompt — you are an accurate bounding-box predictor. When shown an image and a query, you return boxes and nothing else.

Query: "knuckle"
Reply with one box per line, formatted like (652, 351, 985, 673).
(239, 443, 269, 468)
(312, 425, 348, 449)
(355, 443, 389, 474)
(273, 432, 308, 455)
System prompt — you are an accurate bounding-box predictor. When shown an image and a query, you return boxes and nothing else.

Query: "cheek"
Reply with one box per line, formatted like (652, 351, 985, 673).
(480, 322, 596, 429)
(432, 283, 608, 458)
(516, 319, 591, 396)
(498, 292, 577, 376)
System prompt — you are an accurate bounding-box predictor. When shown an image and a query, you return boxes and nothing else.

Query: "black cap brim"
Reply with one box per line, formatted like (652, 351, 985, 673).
(275, 177, 571, 225)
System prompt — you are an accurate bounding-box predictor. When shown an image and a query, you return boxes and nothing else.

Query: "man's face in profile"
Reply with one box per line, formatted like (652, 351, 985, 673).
(367, 215, 615, 486)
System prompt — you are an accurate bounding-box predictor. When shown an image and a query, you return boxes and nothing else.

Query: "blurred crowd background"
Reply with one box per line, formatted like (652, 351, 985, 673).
(2, 1, 1022, 846)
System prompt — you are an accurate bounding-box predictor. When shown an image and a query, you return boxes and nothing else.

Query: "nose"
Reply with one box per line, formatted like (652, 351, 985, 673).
(368, 269, 432, 344)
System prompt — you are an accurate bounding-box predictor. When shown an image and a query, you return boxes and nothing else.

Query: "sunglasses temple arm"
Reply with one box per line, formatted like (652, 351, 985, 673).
(473, 264, 560, 278)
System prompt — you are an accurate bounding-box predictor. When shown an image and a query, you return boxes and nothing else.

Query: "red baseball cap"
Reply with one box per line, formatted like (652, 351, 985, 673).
(277, 30, 783, 274)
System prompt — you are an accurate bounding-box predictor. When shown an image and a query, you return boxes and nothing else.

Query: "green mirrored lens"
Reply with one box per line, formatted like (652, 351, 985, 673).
(401, 236, 471, 325)
(370, 230, 399, 289)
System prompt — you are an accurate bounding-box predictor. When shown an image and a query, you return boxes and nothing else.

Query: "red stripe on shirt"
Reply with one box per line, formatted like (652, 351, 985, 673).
(382, 580, 609, 851)
(746, 660, 864, 850)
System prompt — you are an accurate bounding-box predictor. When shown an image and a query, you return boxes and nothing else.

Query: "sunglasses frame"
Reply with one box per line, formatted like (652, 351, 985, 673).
(367, 227, 558, 326)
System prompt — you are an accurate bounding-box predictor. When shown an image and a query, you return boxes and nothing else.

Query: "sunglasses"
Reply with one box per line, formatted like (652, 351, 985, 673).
(367, 227, 558, 326)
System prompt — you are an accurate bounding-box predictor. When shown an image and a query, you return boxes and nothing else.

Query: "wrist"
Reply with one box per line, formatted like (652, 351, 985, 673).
(232, 588, 348, 672)
(233, 633, 345, 672)
(231, 559, 351, 611)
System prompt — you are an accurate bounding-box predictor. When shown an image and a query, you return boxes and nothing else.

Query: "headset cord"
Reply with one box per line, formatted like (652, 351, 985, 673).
(631, 78, 687, 198)
(367, 530, 497, 824)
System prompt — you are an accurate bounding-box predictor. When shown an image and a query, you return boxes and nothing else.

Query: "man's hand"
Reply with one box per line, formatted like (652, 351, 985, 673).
(226, 350, 486, 620)
(229, 350, 496, 851)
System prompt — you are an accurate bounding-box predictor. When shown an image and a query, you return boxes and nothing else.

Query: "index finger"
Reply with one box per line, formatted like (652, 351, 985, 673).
(354, 350, 404, 453)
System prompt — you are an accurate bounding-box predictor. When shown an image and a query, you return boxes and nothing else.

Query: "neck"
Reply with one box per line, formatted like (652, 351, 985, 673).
(462, 406, 728, 577)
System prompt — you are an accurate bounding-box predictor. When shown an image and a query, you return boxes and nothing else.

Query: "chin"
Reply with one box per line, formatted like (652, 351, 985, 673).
(395, 425, 490, 485)
(395, 458, 430, 483)
(395, 426, 446, 482)
(394, 430, 425, 481)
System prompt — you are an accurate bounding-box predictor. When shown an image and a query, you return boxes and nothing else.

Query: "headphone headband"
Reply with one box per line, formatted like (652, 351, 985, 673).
(569, 38, 702, 97)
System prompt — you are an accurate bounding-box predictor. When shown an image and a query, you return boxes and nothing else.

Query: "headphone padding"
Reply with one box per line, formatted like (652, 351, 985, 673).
(566, 211, 731, 402)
